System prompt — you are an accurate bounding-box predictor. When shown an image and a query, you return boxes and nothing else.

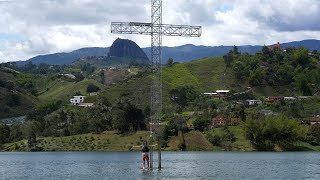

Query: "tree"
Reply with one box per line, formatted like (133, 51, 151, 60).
(223, 51, 234, 68)
(74, 72, 84, 82)
(244, 116, 308, 151)
(167, 58, 174, 67)
(86, 84, 100, 93)
(23, 121, 41, 149)
(233, 45, 240, 55)
(99, 70, 105, 84)
(112, 98, 146, 133)
(0, 124, 11, 145)
(249, 68, 265, 86)
(295, 74, 312, 96)
(88, 97, 113, 133)
(5, 81, 14, 92)
(193, 115, 211, 131)
(7, 94, 21, 107)
(293, 47, 310, 69)
(170, 86, 198, 110)
(309, 124, 320, 145)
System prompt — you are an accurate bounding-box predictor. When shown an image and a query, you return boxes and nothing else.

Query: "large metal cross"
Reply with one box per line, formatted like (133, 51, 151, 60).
(111, 0, 202, 169)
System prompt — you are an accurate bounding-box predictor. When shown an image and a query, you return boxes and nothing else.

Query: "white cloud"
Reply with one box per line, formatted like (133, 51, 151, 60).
(0, 0, 320, 62)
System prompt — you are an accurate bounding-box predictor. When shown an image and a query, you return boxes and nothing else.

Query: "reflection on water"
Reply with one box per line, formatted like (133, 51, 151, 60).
(0, 152, 319, 180)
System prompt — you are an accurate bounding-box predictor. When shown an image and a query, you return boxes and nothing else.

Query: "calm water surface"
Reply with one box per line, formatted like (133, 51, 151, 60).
(0, 152, 319, 180)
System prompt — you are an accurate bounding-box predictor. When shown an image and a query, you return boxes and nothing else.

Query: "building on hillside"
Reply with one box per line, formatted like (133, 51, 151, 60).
(284, 97, 296, 101)
(78, 103, 94, 107)
(70, 96, 86, 105)
(266, 96, 284, 104)
(245, 99, 262, 106)
(309, 116, 320, 126)
(216, 90, 230, 97)
(202, 90, 230, 99)
(267, 42, 282, 50)
(212, 116, 227, 127)
(212, 116, 241, 128)
(89, 92, 99, 96)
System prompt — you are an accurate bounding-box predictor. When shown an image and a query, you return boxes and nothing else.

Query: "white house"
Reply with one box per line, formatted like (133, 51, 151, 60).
(246, 100, 262, 106)
(216, 90, 230, 97)
(284, 97, 296, 101)
(70, 96, 86, 105)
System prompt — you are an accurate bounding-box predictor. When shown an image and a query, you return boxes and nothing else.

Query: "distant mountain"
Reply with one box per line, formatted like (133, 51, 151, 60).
(16, 47, 108, 66)
(143, 44, 262, 63)
(14, 39, 320, 65)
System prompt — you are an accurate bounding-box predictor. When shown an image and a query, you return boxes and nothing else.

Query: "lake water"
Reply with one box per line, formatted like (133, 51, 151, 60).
(0, 152, 319, 180)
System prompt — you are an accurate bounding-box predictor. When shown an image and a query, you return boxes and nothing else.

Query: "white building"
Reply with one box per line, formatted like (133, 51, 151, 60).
(216, 90, 230, 97)
(284, 97, 296, 101)
(70, 96, 86, 105)
(246, 100, 262, 106)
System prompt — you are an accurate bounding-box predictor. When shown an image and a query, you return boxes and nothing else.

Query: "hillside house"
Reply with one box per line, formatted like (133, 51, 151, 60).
(70, 96, 86, 105)
(266, 96, 284, 104)
(216, 90, 230, 97)
(246, 99, 262, 106)
(284, 97, 296, 101)
(212, 116, 241, 128)
(309, 116, 320, 126)
(212, 116, 227, 127)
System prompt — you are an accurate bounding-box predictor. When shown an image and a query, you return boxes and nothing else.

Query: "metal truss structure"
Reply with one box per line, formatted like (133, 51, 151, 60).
(111, 0, 202, 169)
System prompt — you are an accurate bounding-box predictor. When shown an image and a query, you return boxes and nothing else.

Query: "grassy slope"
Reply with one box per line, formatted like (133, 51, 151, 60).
(166, 131, 213, 151)
(38, 79, 105, 102)
(163, 57, 238, 91)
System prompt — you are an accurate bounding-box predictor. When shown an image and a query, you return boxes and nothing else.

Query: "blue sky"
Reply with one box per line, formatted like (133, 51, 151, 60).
(0, 0, 320, 62)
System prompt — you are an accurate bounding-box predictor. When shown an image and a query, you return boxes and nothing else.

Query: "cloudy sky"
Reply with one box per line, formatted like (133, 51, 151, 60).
(0, 0, 319, 62)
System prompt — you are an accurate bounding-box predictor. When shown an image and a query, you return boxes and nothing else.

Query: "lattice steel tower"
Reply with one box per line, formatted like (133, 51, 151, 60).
(111, 0, 202, 169)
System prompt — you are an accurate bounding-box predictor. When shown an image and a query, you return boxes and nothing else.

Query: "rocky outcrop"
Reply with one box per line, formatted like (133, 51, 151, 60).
(109, 38, 149, 63)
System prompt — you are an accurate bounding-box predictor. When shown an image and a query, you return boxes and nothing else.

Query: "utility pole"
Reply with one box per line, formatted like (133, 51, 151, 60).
(111, 0, 202, 169)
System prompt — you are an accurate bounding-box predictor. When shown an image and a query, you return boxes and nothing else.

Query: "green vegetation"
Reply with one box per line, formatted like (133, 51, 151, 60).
(243, 116, 309, 151)
(205, 126, 254, 151)
(1, 131, 150, 152)
(1, 46, 320, 152)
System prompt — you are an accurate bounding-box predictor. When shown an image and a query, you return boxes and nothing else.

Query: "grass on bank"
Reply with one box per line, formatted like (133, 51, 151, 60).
(2, 131, 150, 152)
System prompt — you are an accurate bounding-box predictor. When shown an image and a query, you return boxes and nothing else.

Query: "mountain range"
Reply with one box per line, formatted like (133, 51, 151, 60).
(15, 39, 320, 65)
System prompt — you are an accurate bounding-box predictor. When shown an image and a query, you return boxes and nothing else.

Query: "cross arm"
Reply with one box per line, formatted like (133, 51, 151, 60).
(111, 22, 202, 37)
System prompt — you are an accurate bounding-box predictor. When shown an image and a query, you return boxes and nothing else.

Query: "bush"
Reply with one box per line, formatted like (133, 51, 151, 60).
(193, 116, 211, 132)
(207, 134, 222, 146)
